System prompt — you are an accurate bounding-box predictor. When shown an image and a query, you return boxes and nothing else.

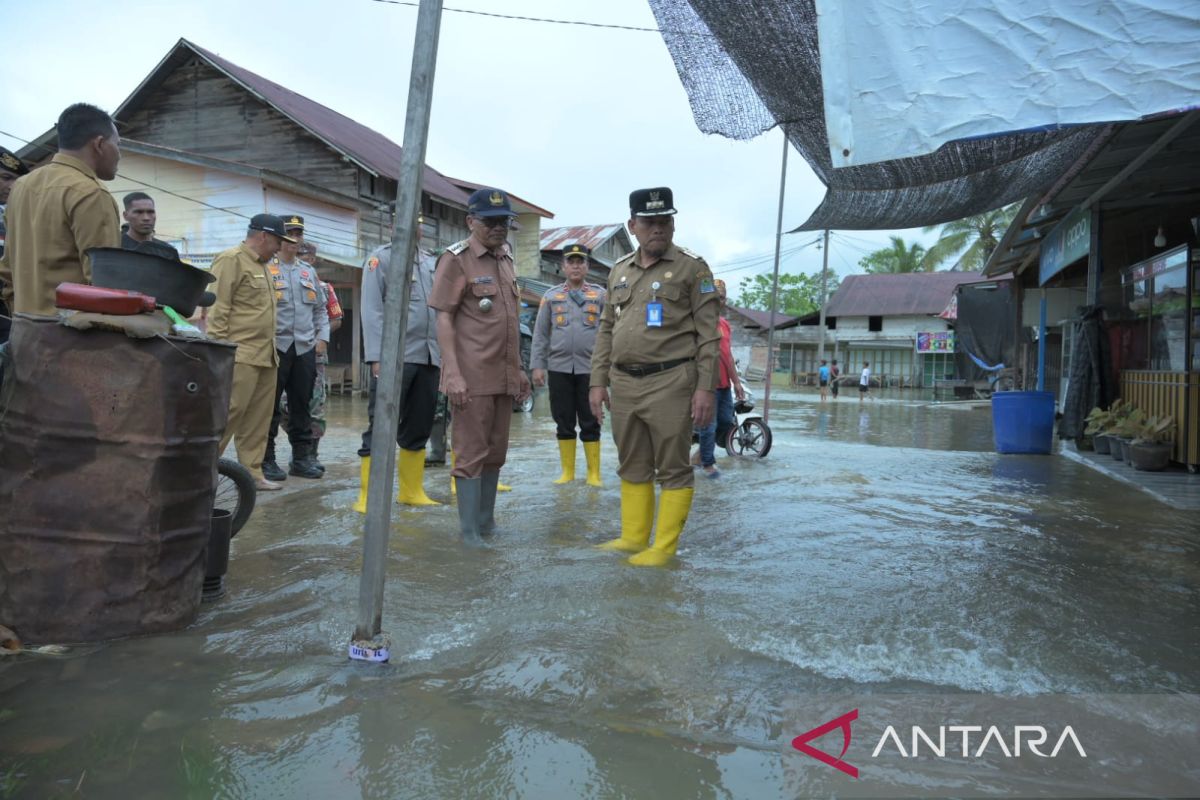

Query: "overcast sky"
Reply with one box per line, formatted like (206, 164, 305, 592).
(1, 0, 937, 293)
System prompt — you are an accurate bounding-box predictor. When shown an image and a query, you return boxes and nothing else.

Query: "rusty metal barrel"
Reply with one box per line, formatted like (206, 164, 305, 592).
(0, 315, 236, 643)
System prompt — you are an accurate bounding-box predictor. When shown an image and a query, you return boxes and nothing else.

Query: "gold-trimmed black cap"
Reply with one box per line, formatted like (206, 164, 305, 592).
(629, 187, 676, 217)
(0, 147, 29, 176)
(284, 214, 305, 231)
(563, 243, 590, 260)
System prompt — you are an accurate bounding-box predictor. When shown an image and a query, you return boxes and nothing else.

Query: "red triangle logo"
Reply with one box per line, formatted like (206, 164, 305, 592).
(791, 709, 859, 778)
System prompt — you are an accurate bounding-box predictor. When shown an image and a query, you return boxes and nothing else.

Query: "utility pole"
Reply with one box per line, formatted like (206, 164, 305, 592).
(350, 0, 443, 662)
(762, 133, 789, 425)
(816, 228, 830, 364)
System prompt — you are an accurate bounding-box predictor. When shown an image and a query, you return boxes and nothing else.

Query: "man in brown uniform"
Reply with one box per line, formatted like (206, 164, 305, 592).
(589, 187, 720, 566)
(208, 214, 296, 491)
(429, 188, 531, 545)
(0, 103, 121, 316)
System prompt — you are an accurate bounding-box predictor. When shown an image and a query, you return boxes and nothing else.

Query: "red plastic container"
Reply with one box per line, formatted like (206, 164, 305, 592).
(55, 282, 157, 315)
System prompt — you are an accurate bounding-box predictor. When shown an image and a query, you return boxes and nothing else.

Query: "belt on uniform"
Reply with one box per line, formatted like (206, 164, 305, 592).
(615, 358, 693, 378)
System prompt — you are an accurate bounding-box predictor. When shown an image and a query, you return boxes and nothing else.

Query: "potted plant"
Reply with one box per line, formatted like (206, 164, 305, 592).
(1110, 406, 1146, 465)
(1084, 405, 1114, 454)
(1098, 400, 1136, 461)
(1129, 415, 1175, 471)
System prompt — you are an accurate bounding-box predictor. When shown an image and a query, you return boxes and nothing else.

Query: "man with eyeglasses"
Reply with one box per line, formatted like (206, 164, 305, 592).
(429, 188, 531, 545)
(589, 187, 720, 567)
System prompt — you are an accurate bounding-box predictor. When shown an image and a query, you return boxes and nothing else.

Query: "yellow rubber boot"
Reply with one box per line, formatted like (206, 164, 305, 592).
(628, 486, 694, 567)
(351, 456, 371, 513)
(553, 439, 576, 484)
(498, 480, 512, 493)
(583, 440, 603, 487)
(597, 480, 655, 552)
(397, 448, 441, 506)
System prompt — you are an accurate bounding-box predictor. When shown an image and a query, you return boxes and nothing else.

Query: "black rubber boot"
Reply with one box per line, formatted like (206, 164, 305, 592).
(289, 443, 323, 479)
(455, 477, 486, 548)
(310, 439, 326, 474)
(479, 468, 500, 537)
(262, 443, 287, 482)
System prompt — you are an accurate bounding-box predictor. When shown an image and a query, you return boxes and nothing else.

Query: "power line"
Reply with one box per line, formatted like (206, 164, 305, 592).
(365, 0, 713, 36)
(0, 129, 372, 258)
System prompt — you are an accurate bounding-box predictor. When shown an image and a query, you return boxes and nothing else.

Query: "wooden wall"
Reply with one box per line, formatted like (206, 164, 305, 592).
(120, 59, 359, 197)
(1120, 370, 1200, 467)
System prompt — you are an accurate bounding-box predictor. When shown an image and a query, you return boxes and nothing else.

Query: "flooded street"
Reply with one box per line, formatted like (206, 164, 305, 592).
(2, 388, 1198, 798)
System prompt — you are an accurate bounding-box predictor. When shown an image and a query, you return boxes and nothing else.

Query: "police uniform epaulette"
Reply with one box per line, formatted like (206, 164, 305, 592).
(447, 239, 470, 255)
(677, 245, 706, 262)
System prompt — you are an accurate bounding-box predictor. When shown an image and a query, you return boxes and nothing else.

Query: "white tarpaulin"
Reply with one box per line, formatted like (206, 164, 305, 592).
(817, 0, 1200, 168)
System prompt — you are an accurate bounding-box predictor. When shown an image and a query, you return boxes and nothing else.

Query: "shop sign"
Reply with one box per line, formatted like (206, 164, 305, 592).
(1039, 208, 1090, 285)
(1122, 244, 1187, 284)
(916, 331, 955, 353)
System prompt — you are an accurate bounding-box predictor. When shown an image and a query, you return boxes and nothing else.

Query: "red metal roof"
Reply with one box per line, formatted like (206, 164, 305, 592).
(119, 40, 471, 206)
(539, 224, 627, 252)
(824, 272, 984, 317)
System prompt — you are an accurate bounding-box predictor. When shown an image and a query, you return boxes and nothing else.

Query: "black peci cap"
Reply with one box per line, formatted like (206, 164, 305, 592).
(629, 187, 677, 217)
(249, 213, 298, 243)
(283, 214, 305, 231)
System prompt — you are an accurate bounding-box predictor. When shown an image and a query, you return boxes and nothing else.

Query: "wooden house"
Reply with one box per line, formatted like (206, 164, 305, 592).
(17, 38, 550, 390)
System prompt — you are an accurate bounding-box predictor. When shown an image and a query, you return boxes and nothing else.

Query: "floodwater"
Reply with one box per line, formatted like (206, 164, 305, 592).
(2, 388, 1197, 798)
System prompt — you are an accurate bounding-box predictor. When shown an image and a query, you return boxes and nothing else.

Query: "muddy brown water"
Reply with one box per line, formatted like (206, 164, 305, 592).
(2, 389, 1197, 798)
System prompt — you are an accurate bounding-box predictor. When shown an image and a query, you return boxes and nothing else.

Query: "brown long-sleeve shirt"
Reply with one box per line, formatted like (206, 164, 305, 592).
(590, 244, 721, 391)
(207, 243, 279, 368)
(428, 237, 523, 397)
(0, 153, 120, 315)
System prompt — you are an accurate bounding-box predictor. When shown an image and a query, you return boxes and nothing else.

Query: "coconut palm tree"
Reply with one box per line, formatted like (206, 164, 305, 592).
(922, 204, 1019, 271)
(858, 236, 932, 274)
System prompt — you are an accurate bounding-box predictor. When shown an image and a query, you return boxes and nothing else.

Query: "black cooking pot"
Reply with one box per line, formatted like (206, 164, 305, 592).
(88, 247, 217, 317)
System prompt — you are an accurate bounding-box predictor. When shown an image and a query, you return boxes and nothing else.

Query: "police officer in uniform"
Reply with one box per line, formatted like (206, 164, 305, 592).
(531, 242, 606, 486)
(589, 188, 720, 566)
(429, 188, 531, 545)
(208, 214, 295, 491)
(353, 240, 442, 511)
(262, 215, 329, 481)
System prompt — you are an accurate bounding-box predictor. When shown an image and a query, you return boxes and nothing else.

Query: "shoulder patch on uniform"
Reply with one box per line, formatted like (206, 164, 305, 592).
(447, 239, 470, 255)
(699, 277, 716, 294)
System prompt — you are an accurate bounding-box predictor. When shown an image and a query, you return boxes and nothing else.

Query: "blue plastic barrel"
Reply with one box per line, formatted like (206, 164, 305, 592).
(991, 391, 1055, 454)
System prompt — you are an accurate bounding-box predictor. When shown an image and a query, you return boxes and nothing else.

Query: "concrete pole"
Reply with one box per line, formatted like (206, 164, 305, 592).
(762, 132, 789, 425)
(816, 228, 830, 363)
(352, 0, 443, 654)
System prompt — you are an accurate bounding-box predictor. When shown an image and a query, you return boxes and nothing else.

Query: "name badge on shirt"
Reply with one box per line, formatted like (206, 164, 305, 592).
(646, 302, 663, 327)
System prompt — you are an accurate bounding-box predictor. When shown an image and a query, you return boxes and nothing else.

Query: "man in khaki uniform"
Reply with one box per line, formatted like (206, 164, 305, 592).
(429, 188, 531, 545)
(0, 103, 121, 316)
(589, 187, 720, 566)
(208, 214, 296, 491)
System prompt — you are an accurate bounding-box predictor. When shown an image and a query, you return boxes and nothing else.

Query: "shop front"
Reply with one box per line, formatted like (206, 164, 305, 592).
(1116, 244, 1199, 467)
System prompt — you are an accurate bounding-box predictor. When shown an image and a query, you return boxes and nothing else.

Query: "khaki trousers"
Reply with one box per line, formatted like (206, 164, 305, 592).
(220, 362, 277, 480)
(610, 361, 697, 489)
(450, 394, 512, 479)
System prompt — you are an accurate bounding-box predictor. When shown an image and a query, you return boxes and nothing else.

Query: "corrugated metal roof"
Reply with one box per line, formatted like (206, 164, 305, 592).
(725, 305, 798, 330)
(118, 40, 471, 207)
(824, 272, 984, 317)
(540, 224, 627, 252)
